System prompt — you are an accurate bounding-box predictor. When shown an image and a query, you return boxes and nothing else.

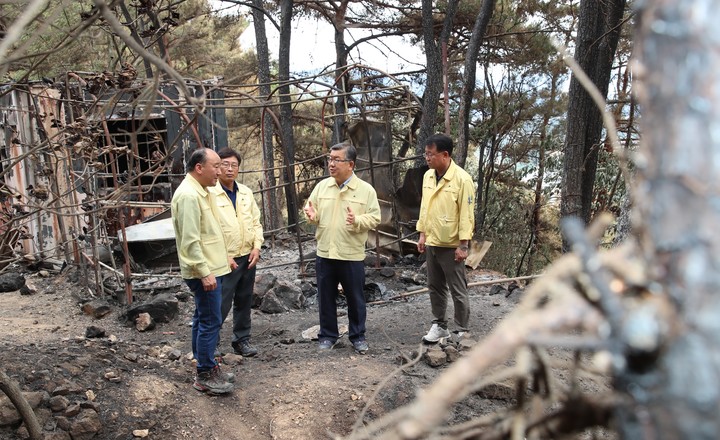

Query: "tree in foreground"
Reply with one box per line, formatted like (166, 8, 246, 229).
(338, 0, 720, 438)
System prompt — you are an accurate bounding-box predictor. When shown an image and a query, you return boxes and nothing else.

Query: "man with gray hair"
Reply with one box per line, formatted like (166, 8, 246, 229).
(303, 142, 381, 354)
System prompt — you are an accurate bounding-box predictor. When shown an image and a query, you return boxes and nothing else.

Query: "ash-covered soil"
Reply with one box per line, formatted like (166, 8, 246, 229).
(0, 243, 525, 440)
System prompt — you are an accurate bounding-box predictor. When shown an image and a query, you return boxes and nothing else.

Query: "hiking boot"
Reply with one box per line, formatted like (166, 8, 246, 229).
(422, 324, 450, 343)
(233, 340, 258, 357)
(352, 339, 369, 355)
(318, 339, 337, 351)
(214, 365, 235, 383)
(193, 368, 234, 395)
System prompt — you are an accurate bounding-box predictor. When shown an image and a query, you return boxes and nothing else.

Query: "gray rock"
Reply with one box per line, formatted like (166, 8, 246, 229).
(135, 313, 155, 332)
(379, 267, 395, 278)
(458, 339, 475, 351)
(69, 409, 102, 440)
(253, 273, 277, 307)
(445, 345, 461, 362)
(399, 270, 426, 285)
(80, 300, 112, 319)
(19, 279, 37, 295)
(299, 281, 317, 298)
(48, 395, 70, 412)
(364, 254, 390, 267)
(125, 293, 178, 323)
(0, 272, 25, 292)
(489, 284, 508, 296)
(0, 391, 46, 426)
(64, 403, 81, 417)
(261, 280, 304, 313)
(79, 401, 100, 413)
(167, 349, 182, 361)
(51, 381, 83, 396)
(363, 282, 386, 302)
(55, 416, 71, 431)
(85, 326, 106, 338)
(423, 348, 447, 368)
(259, 291, 286, 314)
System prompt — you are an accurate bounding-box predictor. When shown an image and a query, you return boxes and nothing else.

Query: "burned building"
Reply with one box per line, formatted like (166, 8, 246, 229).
(0, 76, 227, 277)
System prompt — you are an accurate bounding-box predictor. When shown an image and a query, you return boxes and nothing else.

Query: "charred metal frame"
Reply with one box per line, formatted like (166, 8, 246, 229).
(0, 65, 423, 301)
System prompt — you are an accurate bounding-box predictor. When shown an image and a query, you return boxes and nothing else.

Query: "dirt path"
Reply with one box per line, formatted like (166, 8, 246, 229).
(0, 269, 518, 440)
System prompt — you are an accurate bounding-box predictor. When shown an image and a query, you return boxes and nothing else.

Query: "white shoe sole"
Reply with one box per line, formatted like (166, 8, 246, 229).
(422, 335, 450, 343)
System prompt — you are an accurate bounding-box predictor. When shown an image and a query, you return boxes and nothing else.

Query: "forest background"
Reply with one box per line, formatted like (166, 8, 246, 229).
(0, 0, 633, 278)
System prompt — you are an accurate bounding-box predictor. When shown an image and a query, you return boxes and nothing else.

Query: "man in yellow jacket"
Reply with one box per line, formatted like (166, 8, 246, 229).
(303, 142, 381, 354)
(209, 148, 264, 357)
(416, 134, 476, 343)
(171, 148, 233, 395)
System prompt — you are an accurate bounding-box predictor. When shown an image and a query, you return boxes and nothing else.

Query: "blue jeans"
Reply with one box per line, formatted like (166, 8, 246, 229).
(316, 257, 366, 343)
(185, 277, 223, 373)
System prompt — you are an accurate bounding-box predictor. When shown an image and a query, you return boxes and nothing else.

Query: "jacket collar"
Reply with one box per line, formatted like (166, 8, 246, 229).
(185, 173, 209, 197)
(431, 160, 458, 182)
(334, 173, 358, 190)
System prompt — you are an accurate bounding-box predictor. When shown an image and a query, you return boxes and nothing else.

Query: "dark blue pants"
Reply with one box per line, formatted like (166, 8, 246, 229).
(185, 277, 223, 373)
(316, 257, 366, 343)
(220, 254, 256, 344)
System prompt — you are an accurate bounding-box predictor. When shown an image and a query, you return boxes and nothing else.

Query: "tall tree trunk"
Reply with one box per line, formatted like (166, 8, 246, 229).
(251, 0, 281, 231)
(526, 73, 558, 275)
(456, 0, 496, 168)
(331, 1, 349, 145)
(614, 1, 720, 437)
(415, 0, 459, 163)
(474, 61, 495, 233)
(278, 0, 298, 229)
(560, 0, 626, 237)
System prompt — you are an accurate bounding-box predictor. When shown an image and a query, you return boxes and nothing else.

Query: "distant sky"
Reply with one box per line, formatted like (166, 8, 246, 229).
(212, 2, 425, 76)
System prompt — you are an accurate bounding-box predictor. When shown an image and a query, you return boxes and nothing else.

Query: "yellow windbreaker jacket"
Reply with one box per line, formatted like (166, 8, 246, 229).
(209, 182, 264, 259)
(305, 174, 381, 261)
(416, 160, 475, 247)
(171, 174, 231, 279)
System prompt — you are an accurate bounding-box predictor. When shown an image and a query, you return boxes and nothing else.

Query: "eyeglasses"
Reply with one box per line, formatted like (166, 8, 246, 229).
(220, 161, 239, 169)
(424, 151, 441, 158)
(326, 156, 351, 164)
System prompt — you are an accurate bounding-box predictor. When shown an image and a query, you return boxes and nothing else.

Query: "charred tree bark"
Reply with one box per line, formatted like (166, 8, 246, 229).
(614, 2, 720, 438)
(278, 0, 299, 229)
(456, 0, 496, 169)
(251, 0, 281, 232)
(560, 0, 626, 238)
(331, 1, 350, 145)
(415, 0, 459, 164)
(525, 74, 557, 276)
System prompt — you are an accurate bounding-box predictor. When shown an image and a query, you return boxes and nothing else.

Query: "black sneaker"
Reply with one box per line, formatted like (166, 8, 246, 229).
(352, 340, 369, 354)
(193, 368, 234, 395)
(318, 339, 338, 351)
(232, 340, 258, 357)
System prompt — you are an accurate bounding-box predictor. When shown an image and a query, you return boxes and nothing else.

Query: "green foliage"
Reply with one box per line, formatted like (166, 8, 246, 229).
(166, 0, 250, 79)
(3, 1, 109, 79)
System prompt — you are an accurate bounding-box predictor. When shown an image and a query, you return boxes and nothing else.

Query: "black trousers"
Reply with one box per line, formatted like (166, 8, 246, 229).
(316, 257, 366, 343)
(220, 254, 256, 344)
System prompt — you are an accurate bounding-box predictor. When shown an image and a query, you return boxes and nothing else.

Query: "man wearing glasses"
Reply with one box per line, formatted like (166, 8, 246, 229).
(416, 134, 475, 343)
(303, 142, 381, 354)
(209, 148, 264, 358)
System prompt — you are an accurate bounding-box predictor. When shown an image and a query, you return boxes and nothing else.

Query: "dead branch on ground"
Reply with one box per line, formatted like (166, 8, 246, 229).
(341, 213, 653, 439)
(0, 369, 42, 440)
